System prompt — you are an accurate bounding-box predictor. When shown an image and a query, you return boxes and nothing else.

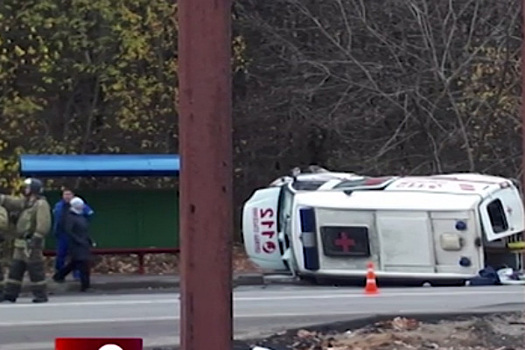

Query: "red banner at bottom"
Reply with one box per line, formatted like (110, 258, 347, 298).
(55, 338, 143, 350)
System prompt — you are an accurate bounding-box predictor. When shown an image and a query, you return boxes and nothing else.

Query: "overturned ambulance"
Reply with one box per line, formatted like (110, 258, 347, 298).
(242, 167, 370, 270)
(242, 172, 525, 285)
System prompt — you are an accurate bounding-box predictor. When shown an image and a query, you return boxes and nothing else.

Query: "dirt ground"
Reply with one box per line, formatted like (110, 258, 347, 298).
(43, 244, 263, 275)
(249, 313, 525, 350)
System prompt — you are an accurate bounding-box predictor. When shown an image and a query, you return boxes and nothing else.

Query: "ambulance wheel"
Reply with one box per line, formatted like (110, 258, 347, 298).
(430, 279, 467, 287)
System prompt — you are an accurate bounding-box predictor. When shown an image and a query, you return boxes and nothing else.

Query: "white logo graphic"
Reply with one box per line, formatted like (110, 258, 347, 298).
(98, 345, 124, 350)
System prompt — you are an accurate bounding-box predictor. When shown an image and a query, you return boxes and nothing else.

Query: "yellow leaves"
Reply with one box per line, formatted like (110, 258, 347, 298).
(121, 33, 150, 60)
(120, 6, 142, 25)
(141, 140, 153, 148)
(459, 46, 519, 104)
(9, 175, 26, 195)
(0, 0, 243, 192)
(38, 60, 52, 74)
(0, 148, 24, 192)
(110, 81, 125, 92)
(117, 116, 142, 131)
(49, 144, 69, 154)
(43, 19, 53, 29)
(14, 45, 25, 56)
(471, 64, 484, 81)
(232, 35, 248, 70)
(2, 96, 45, 116)
(457, 45, 520, 154)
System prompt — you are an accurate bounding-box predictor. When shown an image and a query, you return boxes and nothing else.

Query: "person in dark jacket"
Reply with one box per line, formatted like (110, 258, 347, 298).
(52, 197, 92, 292)
(53, 187, 94, 280)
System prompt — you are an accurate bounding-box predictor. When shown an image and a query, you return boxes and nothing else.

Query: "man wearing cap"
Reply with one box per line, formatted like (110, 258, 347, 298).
(0, 178, 51, 303)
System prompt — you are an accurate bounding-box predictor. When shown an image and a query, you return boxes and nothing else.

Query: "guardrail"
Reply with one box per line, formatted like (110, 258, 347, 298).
(43, 248, 180, 274)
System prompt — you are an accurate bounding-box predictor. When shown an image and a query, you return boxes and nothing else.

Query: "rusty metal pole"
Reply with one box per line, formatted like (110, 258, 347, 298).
(178, 0, 233, 350)
(522, 0, 525, 268)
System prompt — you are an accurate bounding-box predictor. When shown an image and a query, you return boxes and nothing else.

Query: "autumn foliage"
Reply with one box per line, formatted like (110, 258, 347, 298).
(0, 0, 523, 206)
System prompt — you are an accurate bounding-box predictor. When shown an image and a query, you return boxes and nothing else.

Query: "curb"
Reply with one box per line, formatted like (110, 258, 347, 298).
(270, 309, 521, 334)
(234, 273, 266, 287)
(20, 278, 180, 294)
(142, 310, 520, 350)
(18, 273, 295, 294)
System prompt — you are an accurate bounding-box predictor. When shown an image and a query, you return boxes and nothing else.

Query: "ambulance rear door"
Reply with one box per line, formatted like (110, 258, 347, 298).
(479, 183, 525, 242)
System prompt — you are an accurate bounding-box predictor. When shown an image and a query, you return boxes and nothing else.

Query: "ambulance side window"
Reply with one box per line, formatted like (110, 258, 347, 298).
(487, 199, 509, 233)
(277, 187, 293, 233)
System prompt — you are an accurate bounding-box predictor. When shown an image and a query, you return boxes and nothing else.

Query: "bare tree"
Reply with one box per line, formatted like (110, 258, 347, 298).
(233, 0, 522, 207)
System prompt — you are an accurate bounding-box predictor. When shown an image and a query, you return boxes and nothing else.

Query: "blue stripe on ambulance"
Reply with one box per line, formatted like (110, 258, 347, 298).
(299, 207, 320, 271)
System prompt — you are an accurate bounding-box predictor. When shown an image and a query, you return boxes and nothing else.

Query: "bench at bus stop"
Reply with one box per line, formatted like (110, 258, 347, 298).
(44, 247, 179, 274)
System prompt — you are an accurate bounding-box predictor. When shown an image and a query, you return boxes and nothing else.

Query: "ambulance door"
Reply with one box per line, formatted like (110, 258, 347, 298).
(377, 211, 435, 273)
(277, 185, 298, 273)
(479, 184, 525, 242)
(242, 187, 287, 270)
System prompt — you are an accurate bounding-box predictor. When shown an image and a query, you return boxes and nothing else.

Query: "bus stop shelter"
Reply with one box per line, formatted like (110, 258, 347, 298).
(19, 154, 181, 273)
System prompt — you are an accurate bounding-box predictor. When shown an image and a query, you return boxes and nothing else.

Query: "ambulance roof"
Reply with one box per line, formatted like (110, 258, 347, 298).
(269, 172, 364, 189)
(382, 173, 511, 197)
(295, 190, 480, 211)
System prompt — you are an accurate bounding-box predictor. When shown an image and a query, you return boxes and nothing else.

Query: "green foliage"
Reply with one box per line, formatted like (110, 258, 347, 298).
(0, 0, 246, 190)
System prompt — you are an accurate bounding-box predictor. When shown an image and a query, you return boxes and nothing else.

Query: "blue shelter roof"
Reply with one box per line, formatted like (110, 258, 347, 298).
(19, 154, 180, 177)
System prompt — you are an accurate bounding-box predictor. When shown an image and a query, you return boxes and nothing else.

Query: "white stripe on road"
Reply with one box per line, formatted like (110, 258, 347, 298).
(1, 342, 54, 350)
(1, 337, 181, 350)
(0, 289, 521, 308)
(0, 308, 470, 327)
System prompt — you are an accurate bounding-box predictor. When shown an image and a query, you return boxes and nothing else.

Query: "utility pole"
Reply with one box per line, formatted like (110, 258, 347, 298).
(178, 1, 233, 350)
(521, 0, 525, 267)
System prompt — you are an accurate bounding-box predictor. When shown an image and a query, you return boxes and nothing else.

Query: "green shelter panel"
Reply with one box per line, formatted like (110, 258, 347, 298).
(43, 190, 179, 250)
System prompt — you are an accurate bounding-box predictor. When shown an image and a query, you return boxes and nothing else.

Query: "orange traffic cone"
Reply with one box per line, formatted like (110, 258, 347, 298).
(364, 262, 379, 295)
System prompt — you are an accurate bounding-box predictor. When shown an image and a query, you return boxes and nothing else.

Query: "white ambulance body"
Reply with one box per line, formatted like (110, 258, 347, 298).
(242, 172, 525, 283)
(241, 169, 371, 270)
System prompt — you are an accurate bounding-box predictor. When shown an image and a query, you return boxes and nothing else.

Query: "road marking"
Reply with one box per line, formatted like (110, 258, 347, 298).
(1, 342, 54, 350)
(0, 337, 181, 350)
(0, 308, 481, 327)
(0, 316, 178, 327)
(0, 289, 521, 308)
(235, 289, 523, 301)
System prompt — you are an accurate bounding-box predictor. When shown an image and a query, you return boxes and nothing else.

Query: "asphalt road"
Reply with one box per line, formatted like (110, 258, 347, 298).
(1, 284, 524, 350)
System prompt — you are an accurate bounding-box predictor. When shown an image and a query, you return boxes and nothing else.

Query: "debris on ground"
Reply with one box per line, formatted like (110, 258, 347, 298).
(43, 244, 263, 275)
(469, 266, 525, 286)
(250, 313, 525, 350)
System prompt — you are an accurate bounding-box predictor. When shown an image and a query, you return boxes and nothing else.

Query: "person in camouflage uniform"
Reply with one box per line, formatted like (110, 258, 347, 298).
(0, 178, 51, 303)
(0, 205, 10, 300)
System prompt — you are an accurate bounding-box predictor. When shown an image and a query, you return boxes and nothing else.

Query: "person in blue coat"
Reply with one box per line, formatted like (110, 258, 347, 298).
(53, 187, 94, 280)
